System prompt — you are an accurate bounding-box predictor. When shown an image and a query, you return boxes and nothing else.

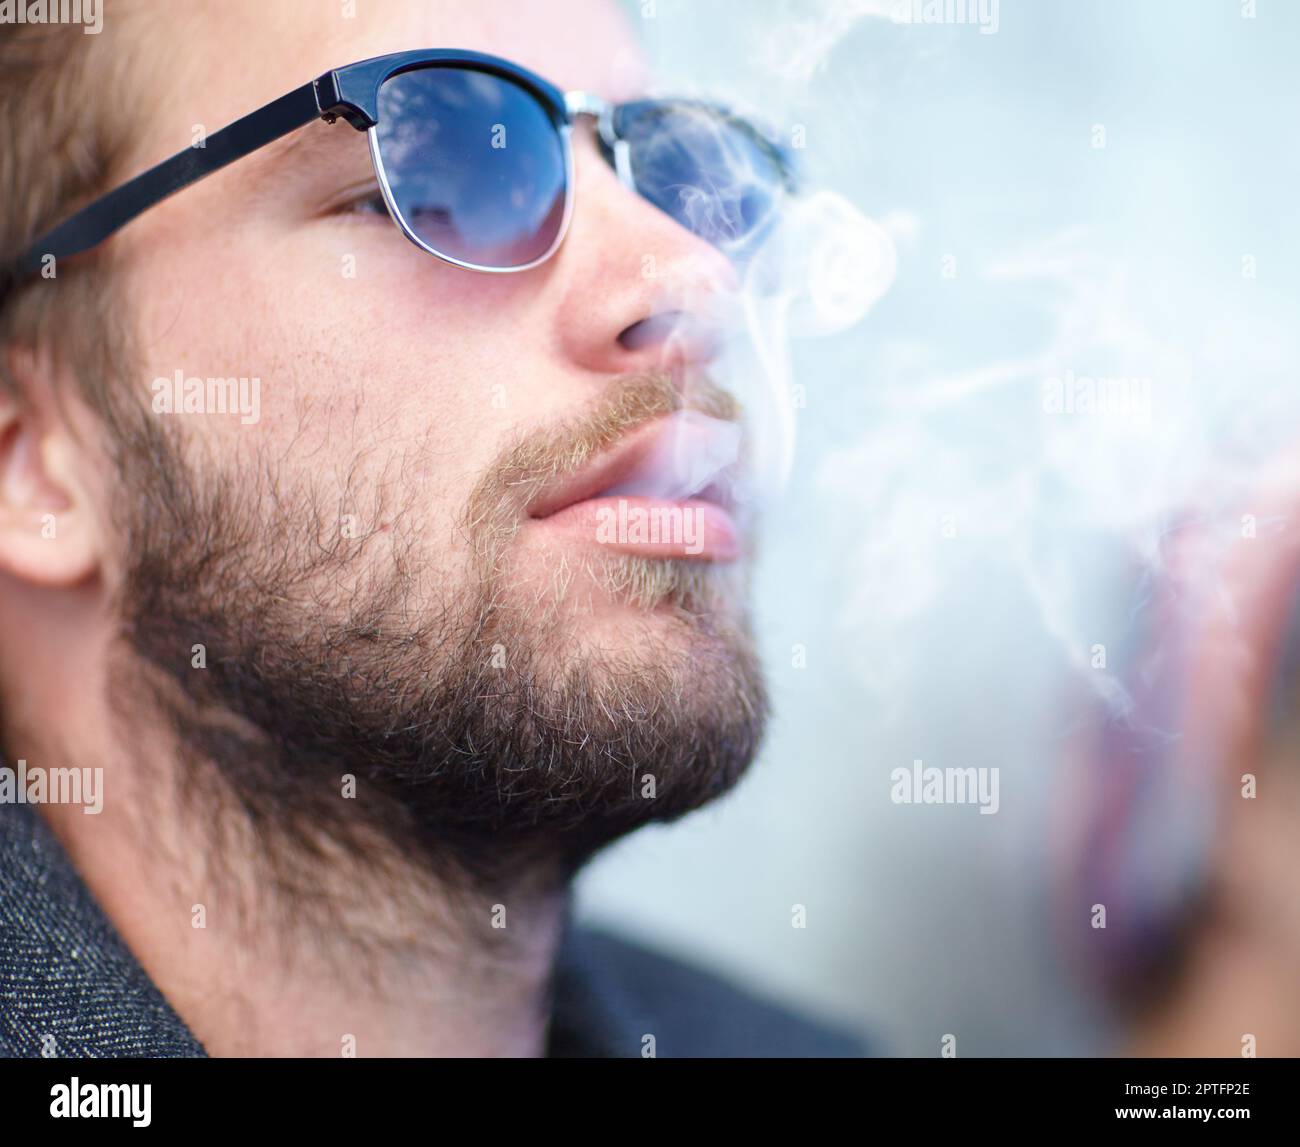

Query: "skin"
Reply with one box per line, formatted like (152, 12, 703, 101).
(0, 0, 754, 1057)
(1125, 751, 1300, 1057)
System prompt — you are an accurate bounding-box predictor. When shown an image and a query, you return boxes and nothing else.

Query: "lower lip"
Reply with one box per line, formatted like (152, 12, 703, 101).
(531, 496, 741, 562)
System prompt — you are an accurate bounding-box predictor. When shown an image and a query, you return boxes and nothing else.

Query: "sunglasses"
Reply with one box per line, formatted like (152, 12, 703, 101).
(13, 49, 797, 283)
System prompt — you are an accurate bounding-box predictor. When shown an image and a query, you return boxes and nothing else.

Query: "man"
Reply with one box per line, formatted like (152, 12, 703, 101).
(0, 0, 861, 1057)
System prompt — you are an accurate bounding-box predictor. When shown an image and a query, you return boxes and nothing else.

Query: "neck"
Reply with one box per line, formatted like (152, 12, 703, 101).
(40, 760, 570, 1057)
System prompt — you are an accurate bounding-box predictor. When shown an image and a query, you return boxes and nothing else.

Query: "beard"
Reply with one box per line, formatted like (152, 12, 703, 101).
(108, 373, 768, 899)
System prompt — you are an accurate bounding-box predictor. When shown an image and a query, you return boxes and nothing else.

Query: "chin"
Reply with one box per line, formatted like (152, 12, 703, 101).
(506, 537, 752, 617)
(485, 545, 757, 676)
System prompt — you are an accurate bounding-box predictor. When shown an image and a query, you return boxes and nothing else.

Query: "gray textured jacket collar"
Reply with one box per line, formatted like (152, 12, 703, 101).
(0, 800, 862, 1058)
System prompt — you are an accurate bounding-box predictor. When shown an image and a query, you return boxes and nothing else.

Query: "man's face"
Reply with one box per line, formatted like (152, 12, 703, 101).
(92, 0, 767, 874)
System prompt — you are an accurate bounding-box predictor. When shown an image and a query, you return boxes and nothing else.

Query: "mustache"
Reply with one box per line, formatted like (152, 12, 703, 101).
(462, 372, 740, 556)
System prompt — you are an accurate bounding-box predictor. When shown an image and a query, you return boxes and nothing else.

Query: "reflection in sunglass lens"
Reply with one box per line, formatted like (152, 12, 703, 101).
(375, 66, 567, 269)
(609, 101, 793, 255)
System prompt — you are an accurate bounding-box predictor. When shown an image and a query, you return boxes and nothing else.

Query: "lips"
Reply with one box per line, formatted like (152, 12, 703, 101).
(527, 411, 746, 561)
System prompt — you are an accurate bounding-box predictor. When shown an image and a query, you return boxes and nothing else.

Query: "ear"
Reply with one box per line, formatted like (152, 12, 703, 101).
(0, 346, 101, 587)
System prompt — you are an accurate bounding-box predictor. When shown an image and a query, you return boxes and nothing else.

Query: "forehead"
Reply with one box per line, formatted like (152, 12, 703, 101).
(133, 0, 647, 150)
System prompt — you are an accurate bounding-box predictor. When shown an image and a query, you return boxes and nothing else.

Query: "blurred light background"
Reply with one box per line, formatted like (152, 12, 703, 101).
(574, 0, 1300, 1055)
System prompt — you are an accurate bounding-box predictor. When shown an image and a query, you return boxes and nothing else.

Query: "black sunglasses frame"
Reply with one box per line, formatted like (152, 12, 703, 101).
(11, 48, 795, 285)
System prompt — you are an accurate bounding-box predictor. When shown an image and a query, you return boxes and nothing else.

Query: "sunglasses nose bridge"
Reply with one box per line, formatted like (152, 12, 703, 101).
(563, 90, 609, 123)
(565, 91, 634, 189)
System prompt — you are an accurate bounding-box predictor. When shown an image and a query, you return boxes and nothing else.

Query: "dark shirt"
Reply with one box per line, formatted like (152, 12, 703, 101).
(0, 801, 864, 1057)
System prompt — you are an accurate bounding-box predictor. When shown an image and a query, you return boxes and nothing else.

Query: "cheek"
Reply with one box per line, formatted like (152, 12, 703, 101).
(130, 230, 563, 595)
(129, 326, 473, 600)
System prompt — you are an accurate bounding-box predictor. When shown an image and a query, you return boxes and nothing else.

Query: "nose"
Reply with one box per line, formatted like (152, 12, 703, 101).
(548, 132, 740, 378)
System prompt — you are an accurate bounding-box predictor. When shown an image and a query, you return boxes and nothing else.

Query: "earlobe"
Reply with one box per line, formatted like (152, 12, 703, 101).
(0, 358, 102, 589)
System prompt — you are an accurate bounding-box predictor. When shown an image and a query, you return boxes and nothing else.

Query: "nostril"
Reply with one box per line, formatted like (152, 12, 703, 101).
(618, 311, 680, 351)
(618, 311, 721, 360)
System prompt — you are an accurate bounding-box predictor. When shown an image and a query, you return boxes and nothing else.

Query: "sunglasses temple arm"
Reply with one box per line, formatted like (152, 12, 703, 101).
(16, 81, 330, 278)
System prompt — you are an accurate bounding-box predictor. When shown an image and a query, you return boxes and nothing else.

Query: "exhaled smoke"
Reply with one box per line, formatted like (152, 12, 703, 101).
(618, 2, 907, 510)
(755, 0, 895, 83)
(638, 1, 1300, 728)
(731, 190, 897, 499)
(629, 160, 897, 513)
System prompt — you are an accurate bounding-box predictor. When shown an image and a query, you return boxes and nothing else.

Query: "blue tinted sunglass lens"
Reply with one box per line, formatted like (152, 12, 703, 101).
(610, 101, 793, 254)
(374, 67, 567, 269)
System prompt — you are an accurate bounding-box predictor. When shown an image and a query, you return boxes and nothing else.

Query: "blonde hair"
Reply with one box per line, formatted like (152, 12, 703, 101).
(0, 5, 144, 416)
